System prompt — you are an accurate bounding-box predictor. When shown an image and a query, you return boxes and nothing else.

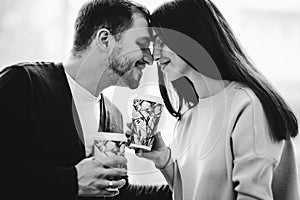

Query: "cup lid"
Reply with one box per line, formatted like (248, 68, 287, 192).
(94, 132, 127, 141)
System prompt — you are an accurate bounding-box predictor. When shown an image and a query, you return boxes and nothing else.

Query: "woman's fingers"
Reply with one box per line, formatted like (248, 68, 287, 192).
(125, 122, 135, 146)
(152, 132, 167, 149)
(135, 149, 143, 157)
(125, 129, 132, 137)
(126, 122, 132, 129)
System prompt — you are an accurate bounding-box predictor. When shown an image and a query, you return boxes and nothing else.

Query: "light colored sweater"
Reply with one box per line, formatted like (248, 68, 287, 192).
(171, 81, 299, 200)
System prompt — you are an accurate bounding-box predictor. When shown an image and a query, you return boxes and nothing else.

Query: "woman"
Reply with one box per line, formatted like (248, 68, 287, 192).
(129, 0, 300, 199)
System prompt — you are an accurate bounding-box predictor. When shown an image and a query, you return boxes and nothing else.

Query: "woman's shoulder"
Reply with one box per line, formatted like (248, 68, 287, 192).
(227, 81, 268, 132)
(227, 81, 284, 161)
(226, 81, 262, 111)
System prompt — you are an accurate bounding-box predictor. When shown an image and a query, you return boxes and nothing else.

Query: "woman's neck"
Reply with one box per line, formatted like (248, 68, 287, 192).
(185, 69, 230, 100)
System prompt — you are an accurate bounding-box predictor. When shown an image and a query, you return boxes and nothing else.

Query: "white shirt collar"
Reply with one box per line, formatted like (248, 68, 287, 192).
(65, 71, 102, 156)
(65, 72, 101, 103)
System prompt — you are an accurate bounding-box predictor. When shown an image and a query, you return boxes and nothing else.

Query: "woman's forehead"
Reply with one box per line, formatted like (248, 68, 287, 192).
(151, 29, 160, 40)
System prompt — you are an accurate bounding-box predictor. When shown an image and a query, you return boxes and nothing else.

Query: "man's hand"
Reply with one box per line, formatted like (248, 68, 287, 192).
(75, 156, 127, 197)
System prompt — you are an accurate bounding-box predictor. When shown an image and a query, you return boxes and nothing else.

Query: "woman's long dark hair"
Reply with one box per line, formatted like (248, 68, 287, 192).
(151, 0, 298, 141)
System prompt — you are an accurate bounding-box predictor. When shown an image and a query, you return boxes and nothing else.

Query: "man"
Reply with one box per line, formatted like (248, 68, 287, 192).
(0, 0, 161, 199)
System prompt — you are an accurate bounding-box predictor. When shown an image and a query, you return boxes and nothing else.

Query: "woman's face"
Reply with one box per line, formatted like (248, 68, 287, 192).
(153, 35, 189, 81)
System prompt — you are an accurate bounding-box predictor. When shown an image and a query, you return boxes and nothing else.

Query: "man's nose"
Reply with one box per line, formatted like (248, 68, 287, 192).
(152, 47, 161, 61)
(142, 48, 153, 65)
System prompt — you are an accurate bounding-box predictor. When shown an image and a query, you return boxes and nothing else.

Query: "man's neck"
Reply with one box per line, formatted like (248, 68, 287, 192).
(63, 54, 110, 97)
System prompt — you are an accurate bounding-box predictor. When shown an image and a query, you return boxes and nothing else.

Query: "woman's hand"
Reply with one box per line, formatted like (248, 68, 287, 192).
(125, 122, 170, 168)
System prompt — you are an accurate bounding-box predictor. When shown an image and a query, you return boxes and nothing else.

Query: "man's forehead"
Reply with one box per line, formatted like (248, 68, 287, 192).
(122, 27, 151, 41)
(124, 26, 151, 35)
(125, 14, 151, 33)
(130, 14, 149, 29)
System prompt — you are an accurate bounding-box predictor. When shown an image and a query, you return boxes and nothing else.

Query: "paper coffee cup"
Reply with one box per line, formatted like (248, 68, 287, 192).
(92, 132, 127, 191)
(93, 133, 127, 165)
(129, 95, 164, 151)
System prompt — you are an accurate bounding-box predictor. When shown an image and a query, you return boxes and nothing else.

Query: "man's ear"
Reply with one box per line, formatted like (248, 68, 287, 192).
(96, 28, 114, 51)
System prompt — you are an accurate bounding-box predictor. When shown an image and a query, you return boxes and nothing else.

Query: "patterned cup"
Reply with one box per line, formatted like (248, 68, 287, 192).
(93, 132, 127, 168)
(129, 95, 164, 151)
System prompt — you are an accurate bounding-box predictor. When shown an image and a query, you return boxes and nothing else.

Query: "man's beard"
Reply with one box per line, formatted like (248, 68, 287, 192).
(107, 46, 142, 89)
(108, 46, 135, 76)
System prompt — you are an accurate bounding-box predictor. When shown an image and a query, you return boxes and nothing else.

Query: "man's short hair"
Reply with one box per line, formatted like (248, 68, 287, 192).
(72, 0, 150, 56)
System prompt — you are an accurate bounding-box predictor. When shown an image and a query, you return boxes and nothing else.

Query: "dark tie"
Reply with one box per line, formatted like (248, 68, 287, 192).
(99, 93, 107, 132)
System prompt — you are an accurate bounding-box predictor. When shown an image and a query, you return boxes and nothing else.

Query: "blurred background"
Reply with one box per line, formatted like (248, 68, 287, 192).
(0, 0, 299, 185)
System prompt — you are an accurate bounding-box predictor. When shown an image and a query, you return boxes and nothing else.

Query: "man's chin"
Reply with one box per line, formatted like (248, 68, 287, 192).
(116, 79, 140, 89)
(126, 81, 140, 89)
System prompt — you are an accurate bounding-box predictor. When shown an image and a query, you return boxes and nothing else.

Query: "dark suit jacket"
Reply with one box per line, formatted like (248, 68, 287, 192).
(0, 62, 171, 200)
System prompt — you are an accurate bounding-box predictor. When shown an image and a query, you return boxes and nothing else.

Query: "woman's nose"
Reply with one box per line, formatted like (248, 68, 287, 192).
(153, 47, 161, 61)
(142, 48, 153, 65)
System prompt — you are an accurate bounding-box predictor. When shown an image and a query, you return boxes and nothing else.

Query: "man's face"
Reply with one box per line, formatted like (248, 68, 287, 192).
(108, 13, 152, 89)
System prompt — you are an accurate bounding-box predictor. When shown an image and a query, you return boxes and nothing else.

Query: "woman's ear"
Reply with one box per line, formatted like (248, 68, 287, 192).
(96, 28, 114, 51)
